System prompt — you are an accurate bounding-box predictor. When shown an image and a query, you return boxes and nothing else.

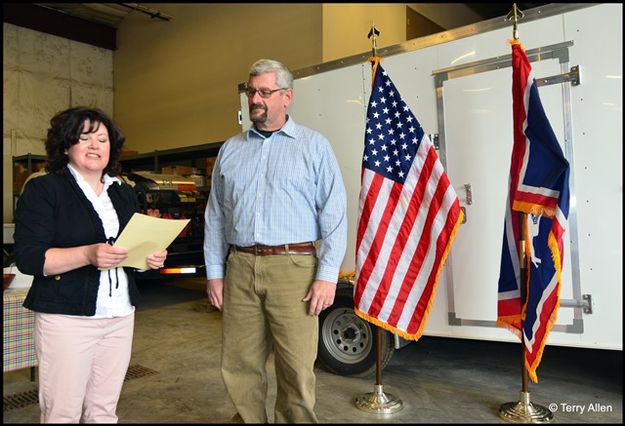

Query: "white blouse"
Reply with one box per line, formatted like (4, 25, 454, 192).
(67, 164, 134, 318)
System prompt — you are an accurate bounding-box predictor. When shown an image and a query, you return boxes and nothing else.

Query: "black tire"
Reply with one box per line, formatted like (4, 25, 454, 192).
(317, 288, 395, 378)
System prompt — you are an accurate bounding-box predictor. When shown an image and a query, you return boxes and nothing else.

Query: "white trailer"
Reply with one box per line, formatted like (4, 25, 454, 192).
(238, 3, 622, 376)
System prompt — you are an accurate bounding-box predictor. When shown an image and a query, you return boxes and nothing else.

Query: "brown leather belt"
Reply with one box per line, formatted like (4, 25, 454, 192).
(233, 242, 315, 256)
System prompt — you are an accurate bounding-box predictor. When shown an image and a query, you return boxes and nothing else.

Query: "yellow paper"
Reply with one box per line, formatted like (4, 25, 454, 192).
(109, 213, 190, 270)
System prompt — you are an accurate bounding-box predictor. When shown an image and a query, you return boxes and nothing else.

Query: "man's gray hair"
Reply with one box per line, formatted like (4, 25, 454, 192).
(249, 59, 293, 89)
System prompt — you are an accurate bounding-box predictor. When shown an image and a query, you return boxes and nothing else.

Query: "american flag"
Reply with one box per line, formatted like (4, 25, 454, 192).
(354, 59, 463, 340)
(497, 41, 570, 383)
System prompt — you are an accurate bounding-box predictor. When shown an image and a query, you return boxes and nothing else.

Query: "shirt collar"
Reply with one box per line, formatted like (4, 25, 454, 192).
(247, 115, 297, 141)
(67, 163, 121, 190)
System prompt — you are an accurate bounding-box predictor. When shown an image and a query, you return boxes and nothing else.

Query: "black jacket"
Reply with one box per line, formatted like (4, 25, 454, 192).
(14, 169, 141, 316)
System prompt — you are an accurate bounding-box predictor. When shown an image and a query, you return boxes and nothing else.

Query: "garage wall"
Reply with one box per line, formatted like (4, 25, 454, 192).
(322, 3, 407, 62)
(3, 3, 409, 223)
(3, 23, 114, 222)
(114, 4, 323, 153)
(114, 3, 411, 153)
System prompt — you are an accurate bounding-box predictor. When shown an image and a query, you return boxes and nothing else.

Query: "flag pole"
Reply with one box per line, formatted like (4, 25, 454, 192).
(499, 215, 553, 423)
(354, 23, 403, 415)
(498, 4, 553, 423)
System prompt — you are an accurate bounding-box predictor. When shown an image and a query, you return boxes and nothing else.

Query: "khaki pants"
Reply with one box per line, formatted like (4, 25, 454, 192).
(222, 250, 319, 423)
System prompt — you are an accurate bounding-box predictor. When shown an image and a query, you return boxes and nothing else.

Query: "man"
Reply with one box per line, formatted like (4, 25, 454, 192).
(203, 59, 347, 423)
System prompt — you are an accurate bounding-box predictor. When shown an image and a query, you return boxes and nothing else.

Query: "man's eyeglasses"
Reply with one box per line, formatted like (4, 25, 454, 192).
(245, 87, 287, 99)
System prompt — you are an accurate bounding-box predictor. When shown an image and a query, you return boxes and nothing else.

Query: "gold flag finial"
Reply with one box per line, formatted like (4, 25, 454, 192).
(368, 23, 380, 58)
(506, 3, 525, 40)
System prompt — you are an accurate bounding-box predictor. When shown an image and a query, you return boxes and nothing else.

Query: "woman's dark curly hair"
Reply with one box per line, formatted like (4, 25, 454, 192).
(45, 107, 126, 177)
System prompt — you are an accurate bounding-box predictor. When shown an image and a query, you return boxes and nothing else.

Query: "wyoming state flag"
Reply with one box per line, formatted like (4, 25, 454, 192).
(497, 40, 570, 383)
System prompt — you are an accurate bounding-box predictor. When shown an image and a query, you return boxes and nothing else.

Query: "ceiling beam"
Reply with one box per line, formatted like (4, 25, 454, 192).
(406, 3, 484, 30)
(2, 3, 116, 50)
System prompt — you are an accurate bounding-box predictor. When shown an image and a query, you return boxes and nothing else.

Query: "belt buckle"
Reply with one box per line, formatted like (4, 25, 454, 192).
(254, 245, 260, 255)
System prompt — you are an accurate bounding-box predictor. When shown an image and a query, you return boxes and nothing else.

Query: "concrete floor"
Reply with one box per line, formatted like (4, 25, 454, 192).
(3, 278, 622, 423)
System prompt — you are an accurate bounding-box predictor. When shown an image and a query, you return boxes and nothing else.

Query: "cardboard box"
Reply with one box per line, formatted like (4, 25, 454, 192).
(13, 164, 28, 193)
(14, 161, 47, 194)
(161, 165, 194, 176)
(205, 157, 216, 178)
(120, 150, 139, 157)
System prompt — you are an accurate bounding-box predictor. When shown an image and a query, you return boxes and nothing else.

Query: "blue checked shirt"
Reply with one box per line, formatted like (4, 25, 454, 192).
(204, 116, 348, 283)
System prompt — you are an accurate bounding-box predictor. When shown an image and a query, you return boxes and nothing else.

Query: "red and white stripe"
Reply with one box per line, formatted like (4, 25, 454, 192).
(355, 132, 462, 338)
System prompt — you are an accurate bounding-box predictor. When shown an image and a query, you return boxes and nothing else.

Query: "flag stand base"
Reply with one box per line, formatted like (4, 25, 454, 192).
(499, 391, 554, 423)
(354, 384, 403, 414)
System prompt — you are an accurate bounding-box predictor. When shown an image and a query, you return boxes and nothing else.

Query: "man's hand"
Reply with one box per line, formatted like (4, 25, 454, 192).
(302, 280, 337, 316)
(207, 279, 224, 311)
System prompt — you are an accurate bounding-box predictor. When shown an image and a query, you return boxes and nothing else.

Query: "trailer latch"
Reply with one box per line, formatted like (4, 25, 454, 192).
(536, 65, 580, 87)
(560, 294, 593, 314)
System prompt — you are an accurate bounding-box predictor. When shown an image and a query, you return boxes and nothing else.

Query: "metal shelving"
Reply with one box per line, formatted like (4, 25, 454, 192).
(119, 141, 223, 174)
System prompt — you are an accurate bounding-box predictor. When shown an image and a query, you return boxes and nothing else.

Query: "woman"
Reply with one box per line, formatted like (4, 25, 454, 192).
(14, 107, 167, 423)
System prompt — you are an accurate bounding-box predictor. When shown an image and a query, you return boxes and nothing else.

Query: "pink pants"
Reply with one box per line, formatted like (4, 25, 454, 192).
(34, 312, 134, 423)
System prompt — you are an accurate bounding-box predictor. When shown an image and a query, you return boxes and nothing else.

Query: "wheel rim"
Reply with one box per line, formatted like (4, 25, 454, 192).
(321, 307, 373, 364)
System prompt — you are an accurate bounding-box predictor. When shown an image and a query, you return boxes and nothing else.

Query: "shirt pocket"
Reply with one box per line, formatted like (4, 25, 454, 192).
(220, 160, 257, 206)
(271, 163, 312, 193)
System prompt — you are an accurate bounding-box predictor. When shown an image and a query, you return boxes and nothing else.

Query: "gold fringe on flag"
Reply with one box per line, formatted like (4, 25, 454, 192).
(354, 208, 464, 342)
(368, 56, 382, 88)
